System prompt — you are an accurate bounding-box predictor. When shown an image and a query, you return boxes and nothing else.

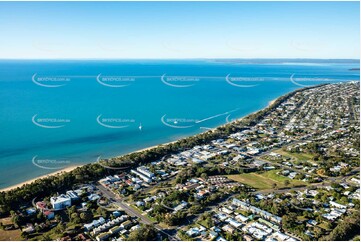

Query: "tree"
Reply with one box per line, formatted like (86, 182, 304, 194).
(70, 213, 81, 224)
(200, 173, 208, 180)
(55, 214, 62, 223)
(54, 222, 65, 234)
(10, 211, 20, 228)
(340, 196, 348, 205)
(80, 212, 93, 223)
(283, 180, 290, 187)
(126, 224, 157, 241)
(42, 234, 51, 240)
(37, 212, 44, 221)
(282, 212, 297, 230)
(204, 217, 214, 228)
(322, 211, 360, 241)
(189, 204, 201, 214)
(67, 205, 77, 220)
(96, 207, 107, 218)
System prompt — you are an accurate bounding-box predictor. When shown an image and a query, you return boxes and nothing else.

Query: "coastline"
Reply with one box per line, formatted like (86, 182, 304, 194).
(0, 97, 279, 193)
(0, 165, 81, 192)
(269, 99, 276, 106)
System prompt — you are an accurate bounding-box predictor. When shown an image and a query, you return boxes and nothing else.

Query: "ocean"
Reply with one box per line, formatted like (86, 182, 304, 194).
(0, 59, 359, 189)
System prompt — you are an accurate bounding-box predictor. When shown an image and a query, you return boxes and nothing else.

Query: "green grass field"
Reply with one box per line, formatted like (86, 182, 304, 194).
(226, 170, 306, 190)
(276, 149, 314, 162)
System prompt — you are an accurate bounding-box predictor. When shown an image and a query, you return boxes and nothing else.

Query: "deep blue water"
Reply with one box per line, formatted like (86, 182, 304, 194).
(0, 59, 359, 189)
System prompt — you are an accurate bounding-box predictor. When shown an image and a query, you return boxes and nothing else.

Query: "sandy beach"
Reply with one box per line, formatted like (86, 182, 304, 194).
(0, 143, 178, 193)
(0, 144, 175, 192)
(1, 98, 279, 193)
(268, 99, 277, 106)
(0, 165, 81, 192)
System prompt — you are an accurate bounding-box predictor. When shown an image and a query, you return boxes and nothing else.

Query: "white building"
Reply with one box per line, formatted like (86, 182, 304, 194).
(330, 201, 347, 210)
(50, 194, 71, 210)
(137, 166, 155, 178)
(131, 169, 152, 183)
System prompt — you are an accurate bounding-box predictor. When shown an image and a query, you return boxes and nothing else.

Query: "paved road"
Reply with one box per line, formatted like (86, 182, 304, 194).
(96, 184, 179, 240)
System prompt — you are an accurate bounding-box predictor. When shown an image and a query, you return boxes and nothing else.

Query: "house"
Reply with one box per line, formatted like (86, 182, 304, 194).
(255, 194, 265, 200)
(235, 214, 249, 223)
(88, 193, 100, 201)
(35, 201, 54, 219)
(192, 158, 204, 164)
(272, 231, 290, 241)
(130, 224, 141, 231)
(226, 218, 243, 228)
(173, 201, 188, 212)
(96, 232, 110, 241)
(221, 207, 233, 215)
(121, 220, 132, 229)
(232, 198, 282, 224)
(131, 169, 152, 183)
(84, 217, 106, 231)
(243, 235, 253, 241)
(186, 227, 200, 237)
(254, 160, 266, 167)
(36, 201, 47, 211)
(288, 172, 298, 179)
(215, 213, 228, 221)
(112, 211, 122, 217)
(222, 224, 235, 233)
(137, 166, 155, 178)
(209, 231, 218, 240)
(216, 236, 227, 241)
(307, 220, 318, 226)
(109, 225, 122, 234)
(136, 201, 145, 207)
(330, 201, 347, 210)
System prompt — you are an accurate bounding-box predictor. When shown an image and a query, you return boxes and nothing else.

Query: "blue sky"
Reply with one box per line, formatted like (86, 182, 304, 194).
(0, 1, 359, 59)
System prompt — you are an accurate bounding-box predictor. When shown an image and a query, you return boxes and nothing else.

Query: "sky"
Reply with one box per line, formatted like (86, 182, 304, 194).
(0, 1, 359, 59)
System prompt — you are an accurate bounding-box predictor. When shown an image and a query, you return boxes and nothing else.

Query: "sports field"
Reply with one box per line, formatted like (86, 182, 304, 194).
(227, 170, 306, 190)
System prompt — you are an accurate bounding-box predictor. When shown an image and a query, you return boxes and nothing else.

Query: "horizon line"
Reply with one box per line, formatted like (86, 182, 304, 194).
(0, 57, 359, 61)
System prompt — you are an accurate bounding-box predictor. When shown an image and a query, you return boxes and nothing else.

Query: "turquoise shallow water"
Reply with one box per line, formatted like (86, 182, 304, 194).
(0, 59, 359, 189)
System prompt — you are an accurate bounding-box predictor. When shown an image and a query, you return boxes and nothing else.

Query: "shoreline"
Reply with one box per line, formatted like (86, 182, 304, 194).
(1, 98, 279, 192)
(0, 165, 81, 192)
(268, 99, 276, 106)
